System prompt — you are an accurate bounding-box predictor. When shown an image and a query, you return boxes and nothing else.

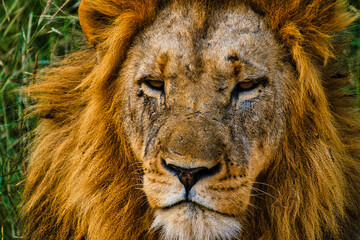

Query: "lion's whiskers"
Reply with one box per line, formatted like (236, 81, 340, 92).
(242, 183, 277, 199)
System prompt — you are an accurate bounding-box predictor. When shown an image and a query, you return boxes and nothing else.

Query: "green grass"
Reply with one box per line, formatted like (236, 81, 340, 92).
(0, 1, 82, 239)
(348, 1, 360, 95)
(0, 0, 359, 239)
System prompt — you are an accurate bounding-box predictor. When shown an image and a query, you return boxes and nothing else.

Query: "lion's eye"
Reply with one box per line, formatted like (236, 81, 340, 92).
(231, 77, 267, 100)
(237, 81, 256, 90)
(144, 79, 164, 91)
(231, 80, 259, 99)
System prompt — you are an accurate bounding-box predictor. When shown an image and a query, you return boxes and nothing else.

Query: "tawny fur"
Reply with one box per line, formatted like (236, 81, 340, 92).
(22, 0, 359, 239)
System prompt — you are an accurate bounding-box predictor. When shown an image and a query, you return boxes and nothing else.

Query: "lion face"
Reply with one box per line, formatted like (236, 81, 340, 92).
(120, 3, 293, 240)
(22, 0, 359, 239)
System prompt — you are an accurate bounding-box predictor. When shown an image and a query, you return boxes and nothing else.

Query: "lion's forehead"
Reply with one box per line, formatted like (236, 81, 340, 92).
(138, 4, 277, 72)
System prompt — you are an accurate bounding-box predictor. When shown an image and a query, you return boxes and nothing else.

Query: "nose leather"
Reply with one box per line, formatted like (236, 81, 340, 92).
(168, 164, 208, 193)
(162, 159, 221, 195)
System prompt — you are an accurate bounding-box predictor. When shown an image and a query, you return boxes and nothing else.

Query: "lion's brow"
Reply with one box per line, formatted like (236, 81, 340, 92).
(157, 52, 170, 74)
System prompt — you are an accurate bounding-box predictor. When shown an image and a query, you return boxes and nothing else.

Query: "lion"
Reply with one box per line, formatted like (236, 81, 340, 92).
(22, 0, 360, 239)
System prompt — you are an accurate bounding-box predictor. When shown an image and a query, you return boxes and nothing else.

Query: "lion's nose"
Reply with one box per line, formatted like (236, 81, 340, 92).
(161, 159, 221, 194)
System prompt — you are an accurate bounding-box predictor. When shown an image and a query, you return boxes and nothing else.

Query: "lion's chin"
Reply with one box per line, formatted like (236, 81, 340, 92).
(151, 202, 242, 240)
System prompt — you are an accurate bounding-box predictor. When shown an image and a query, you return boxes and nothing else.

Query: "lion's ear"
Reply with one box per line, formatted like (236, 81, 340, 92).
(78, 0, 98, 44)
(79, 0, 114, 44)
(79, 0, 160, 45)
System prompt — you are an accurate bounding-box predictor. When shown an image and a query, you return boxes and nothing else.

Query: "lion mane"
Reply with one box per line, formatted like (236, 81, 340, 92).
(23, 0, 360, 239)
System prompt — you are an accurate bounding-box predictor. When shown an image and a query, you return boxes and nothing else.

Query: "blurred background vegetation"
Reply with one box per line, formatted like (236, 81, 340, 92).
(0, 0, 359, 239)
(0, 0, 82, 238)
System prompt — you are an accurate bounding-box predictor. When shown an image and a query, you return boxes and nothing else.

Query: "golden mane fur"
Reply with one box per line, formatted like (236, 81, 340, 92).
(23, 0, 360, 239)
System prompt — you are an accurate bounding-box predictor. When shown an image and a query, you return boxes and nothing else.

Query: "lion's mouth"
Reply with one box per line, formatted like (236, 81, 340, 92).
(161, 200, 236, 217)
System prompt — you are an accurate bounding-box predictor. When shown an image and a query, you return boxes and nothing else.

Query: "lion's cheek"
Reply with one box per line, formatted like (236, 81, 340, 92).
(192, 185, 251, 216)
(248, 143, 275, 179)
(213, 194, 250, 216)
(143, 174, 184, 208)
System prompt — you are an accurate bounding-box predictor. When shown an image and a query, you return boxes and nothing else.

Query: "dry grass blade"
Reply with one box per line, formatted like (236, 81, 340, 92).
(38, 0, 54, 26)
